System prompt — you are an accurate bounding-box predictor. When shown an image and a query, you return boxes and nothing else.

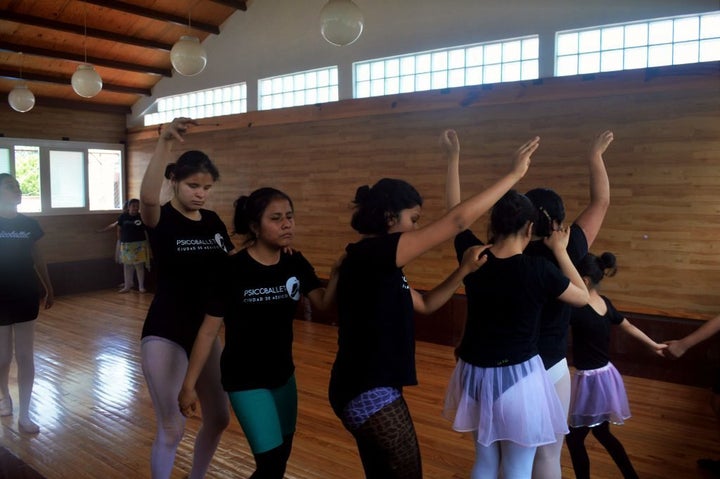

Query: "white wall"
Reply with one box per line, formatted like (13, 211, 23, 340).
(127, 0, 717, 127)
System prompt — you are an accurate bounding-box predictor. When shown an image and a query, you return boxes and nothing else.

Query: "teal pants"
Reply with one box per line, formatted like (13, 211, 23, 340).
(228, 374, 297, 454)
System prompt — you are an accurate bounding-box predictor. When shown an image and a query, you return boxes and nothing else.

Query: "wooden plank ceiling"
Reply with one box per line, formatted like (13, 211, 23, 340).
(0, 0, 249, 114)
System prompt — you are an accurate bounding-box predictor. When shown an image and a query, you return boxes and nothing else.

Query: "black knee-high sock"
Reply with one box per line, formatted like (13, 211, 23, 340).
(250, 434, 294, 479)
(350, 397, 422, 479)
(566, 426, 592, 479)
(591, 422, 639, 479)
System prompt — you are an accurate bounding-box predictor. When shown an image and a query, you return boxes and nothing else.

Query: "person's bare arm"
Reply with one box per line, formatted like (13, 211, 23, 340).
(664, 315, 720, 359)
(574, 130, 613, 247)
(619, 319, 667, 357)
(140, 117, 198, 228)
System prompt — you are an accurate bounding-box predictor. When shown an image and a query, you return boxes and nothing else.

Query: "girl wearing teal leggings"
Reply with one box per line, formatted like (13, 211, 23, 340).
(179, 187, 339, 478)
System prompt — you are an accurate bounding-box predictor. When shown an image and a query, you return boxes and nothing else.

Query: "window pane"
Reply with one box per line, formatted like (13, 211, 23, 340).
(521, 37, 539, 59)
(50, 150, 85, 208)
(503, 40, 522, 62)
(448, 49, 465, 69)
(700, 38, 720, 61)
(484, 64, 502, 83)
(466, 66, 483, 85)
(674, 17, 699, 42)
(356, 63, 370, 82)
(578, 52, 600, 73)
(416, 73, 431, 91)
(416, 54, 431, 73)
(431, 71, 447, 89)
(649, 20, 673, 45)
(0, 148, 10, 174)
(400, 56, 416, 75)
(484, 43, 502, 64)
(385, 58, 400, 77)
(600, 50, 624, 71)
(624, 47, 648, 69)
(88, 149, 122, 211)
(701, 13, 720, 39)
(356, 81, 370, 98)
(625, 24, 648, 48)
(648, 44, 673, 66)
(466, 46, 483, 66)
(399, 75, 415, 93)
(556, 55, 578, 76)
(431, 51, 448, 72)
(385, 77, 400, 95)
(371, 61, 385, 79)
(14, 146, 40, 213)
(674, 41, 699, 64)
(502, 61, 521, 81)
(448, 68, 465, 87)
(601, 26, 624, 50)
(579, 30, 601, 53)
(557, 32, 578, 55)
(520, 60, 538, 80)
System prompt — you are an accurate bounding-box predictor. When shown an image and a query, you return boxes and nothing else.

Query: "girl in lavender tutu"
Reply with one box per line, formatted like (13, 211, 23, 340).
(443, 189, 590, 479)
(566, 251, 666, 479)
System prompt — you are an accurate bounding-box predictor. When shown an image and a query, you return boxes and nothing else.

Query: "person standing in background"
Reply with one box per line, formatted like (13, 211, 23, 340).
(0, 173, 54, 435)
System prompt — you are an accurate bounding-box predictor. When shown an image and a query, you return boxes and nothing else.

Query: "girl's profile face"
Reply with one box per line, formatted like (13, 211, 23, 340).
(0, 177, 22, 206)
(173, 172, 214, 211)
(128, 202, 140, 215)
(387, 205, 421, 234)
(255, 198, 295, 249)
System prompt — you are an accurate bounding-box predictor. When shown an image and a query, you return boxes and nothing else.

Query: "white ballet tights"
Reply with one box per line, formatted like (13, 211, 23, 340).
(472, 433, 538, 479)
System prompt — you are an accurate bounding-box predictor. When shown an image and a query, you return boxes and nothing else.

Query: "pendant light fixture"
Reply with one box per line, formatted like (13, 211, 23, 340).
(71, 8, 103, 98)
(170, 9, 207, 76)
(8, 53, 36, 113)
(320, 0, 364, 47)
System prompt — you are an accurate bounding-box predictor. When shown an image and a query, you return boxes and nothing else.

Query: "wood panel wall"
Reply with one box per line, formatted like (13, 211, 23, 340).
(127, 62, 720, 322)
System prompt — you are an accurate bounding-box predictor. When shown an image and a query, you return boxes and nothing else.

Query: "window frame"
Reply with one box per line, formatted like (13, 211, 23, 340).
(0, 137, 125, 216)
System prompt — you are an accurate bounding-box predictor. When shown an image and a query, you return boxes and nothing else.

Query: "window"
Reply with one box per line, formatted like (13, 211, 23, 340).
(0, 139, 124, 214)
(144, 83, 247, 126)
(354, 36, 539, 99)
(258, 66, 339, 111)
(556, 11, 720, 76)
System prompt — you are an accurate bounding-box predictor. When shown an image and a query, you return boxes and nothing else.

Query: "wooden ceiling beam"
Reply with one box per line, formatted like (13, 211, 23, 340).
(0, 41, 171, 77)
(29, 96, 132, 114)
(0, 11, 174, 52)
(0, 68, 151, 96)
(209, 0, 248, 11)
(77, 0, 220, 35)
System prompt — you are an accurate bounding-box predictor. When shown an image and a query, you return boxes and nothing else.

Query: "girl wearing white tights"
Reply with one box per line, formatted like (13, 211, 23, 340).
(0, 173, 54, 435)
(139, 118, 234, 479)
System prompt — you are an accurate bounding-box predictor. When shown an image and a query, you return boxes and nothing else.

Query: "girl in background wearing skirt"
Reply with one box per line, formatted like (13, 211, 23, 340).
(117, 198, 151, 293)
(566, 252, 665, 479)
(443, 187, 590, 479)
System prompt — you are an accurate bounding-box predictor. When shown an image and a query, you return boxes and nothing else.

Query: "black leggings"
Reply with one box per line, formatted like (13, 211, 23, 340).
(566, 421, 639, 479)
(348, 396, 422, 479)
(249, 434, 293, 479)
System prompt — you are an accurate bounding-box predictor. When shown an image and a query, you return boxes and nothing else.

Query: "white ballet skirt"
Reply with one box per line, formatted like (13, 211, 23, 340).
(443, 355, 569, 447)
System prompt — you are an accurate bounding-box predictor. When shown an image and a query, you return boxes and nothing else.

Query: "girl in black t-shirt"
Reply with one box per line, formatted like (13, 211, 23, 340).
(139, 118, 234, 479)
(179, 187, 338, 479)
(443, 189, 589, 479)
(0, 173, 54, 435)
(566, 252, 664, 479)
(329, 133, 539, 478)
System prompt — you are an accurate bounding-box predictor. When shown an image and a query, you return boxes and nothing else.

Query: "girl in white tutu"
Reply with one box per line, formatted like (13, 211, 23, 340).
(566, 252, 666, 478)
(442, 187, 590, 477)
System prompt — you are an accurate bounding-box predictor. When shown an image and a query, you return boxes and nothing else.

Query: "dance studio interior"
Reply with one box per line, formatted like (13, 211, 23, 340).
(0, 0, 719, 477)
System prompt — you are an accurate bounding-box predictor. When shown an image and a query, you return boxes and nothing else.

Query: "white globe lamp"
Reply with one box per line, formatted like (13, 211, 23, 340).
(71, 64, 103, 98)
(8, 84, 35, 113)
(320, 0, 364, 46)
(171, 35, 208, 76)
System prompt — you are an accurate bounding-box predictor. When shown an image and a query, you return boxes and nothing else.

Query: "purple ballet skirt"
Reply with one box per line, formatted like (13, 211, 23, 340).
(443, 355, 569, 447)
(569, 362, 630, 428)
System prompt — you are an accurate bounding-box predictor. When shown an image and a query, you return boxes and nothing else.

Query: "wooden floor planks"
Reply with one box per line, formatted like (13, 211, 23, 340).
(0, 289, 718, 478)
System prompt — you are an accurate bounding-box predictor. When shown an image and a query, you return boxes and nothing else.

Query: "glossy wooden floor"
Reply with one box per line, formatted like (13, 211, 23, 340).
(1, 289, 719, 478)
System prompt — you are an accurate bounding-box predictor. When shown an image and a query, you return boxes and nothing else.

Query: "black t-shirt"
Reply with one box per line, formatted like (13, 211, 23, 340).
(0, 214, 43, 302)
(142, 202, 233, 354)
(207, 249, 322, 391)
(455, 230, 569, 366)
(117, 212, 146, 243)
(570, 295, 624, 370)
(524, 223, 588, 368)
(329, 233, 416, 415)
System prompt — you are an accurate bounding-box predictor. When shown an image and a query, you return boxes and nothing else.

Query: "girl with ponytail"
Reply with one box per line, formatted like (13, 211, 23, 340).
(566, 251, 666, 479)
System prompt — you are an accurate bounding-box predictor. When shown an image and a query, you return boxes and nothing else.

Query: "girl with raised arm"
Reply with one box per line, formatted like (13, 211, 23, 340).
(329, 134, 538, 478)
(139, 117, 234, 479)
